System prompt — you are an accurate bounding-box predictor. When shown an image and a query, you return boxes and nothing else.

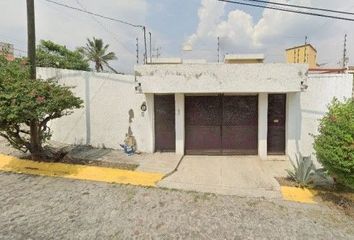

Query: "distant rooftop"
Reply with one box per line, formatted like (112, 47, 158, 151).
(224, 54, 265, 61)
(148, 58, 208, 64)
(224, 54, 265, 64)
(0, 42, 14, 55)
(149, 57, 182, 64)
(286, 43, 317, 53)
(183, 59, 207, 64)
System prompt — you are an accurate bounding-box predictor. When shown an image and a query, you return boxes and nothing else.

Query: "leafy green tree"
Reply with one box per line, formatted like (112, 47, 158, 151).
(36, 40, 90, 71)
(0, 55, 83, 160)
(79, 37, 118, 73)
(313, 99, 354, 189)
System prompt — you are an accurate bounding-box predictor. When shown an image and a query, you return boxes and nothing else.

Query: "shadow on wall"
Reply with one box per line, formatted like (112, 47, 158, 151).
(124, 109, 137, 150)
(287, 92, 302, 161)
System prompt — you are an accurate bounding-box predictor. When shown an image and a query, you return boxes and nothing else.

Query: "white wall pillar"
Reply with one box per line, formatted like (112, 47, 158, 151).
(175, 93, 185, 155)
(145, 93, 155, 153)
(258, 93, 268, 160)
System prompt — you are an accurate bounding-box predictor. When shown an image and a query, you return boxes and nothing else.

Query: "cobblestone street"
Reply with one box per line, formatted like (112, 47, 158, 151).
(0, 172, 353, 240)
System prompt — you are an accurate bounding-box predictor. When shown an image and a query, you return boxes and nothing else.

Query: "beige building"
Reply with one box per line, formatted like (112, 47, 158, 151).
(286, 44, 317, 68)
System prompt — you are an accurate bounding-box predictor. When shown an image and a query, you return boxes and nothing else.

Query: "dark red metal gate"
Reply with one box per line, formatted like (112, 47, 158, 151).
(185, 95, 258, 155)
(154, 94, 175, 152)
(267, 94, 286, 155)
(222, 96, 258, 154)
(185, 96, 222, 154)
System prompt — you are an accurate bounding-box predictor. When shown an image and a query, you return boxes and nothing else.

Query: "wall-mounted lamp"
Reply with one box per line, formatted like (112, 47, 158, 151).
(301, 81, 308, 91)
(135, 82, 142, 93)
(140, 102, 147, 112)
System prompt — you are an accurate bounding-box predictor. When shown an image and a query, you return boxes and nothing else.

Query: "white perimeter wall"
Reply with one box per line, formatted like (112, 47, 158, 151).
(287, 73, 353, 163)
(37, 68, 353, 159)
(37, 68, 152, 152)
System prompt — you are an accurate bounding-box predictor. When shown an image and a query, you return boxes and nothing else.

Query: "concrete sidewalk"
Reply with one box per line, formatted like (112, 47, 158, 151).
(158, 156, 290, 199)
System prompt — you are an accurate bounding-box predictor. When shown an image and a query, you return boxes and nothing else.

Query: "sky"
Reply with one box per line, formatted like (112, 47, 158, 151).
(0, 0, 353, 73)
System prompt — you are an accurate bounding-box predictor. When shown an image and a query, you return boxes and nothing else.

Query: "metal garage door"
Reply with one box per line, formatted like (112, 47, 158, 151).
(185, 95, 258, 155)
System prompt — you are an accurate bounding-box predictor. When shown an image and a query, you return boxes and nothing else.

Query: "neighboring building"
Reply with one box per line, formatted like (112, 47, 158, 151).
(224, 54, 264, 64)
(286, 44, 317, 68)
(39, 62, 352, 162)
(0, 42, 15, 61)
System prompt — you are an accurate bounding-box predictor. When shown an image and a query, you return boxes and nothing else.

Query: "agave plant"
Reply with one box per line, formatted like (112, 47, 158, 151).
(286, 155, 330, 187)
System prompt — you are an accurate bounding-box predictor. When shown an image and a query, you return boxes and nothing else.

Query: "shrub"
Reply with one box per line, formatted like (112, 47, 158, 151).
(313, 99, 354, 189)
(0, 55, 83, 160)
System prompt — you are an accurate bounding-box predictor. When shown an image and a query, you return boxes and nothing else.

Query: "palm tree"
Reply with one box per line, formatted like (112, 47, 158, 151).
(80, 37, 118, 73)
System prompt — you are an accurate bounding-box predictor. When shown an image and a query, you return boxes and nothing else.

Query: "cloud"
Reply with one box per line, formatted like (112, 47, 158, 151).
(185, 0, 354, 65)
(184, 0, 225, 48)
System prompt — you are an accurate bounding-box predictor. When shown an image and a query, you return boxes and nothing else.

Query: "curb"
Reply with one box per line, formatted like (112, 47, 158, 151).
(0, 154, 164, 187)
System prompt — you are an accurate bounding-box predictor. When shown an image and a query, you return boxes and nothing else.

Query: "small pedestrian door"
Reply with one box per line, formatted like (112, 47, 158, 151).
(267, 94, 286, 155)
(154, 95, 175, 152)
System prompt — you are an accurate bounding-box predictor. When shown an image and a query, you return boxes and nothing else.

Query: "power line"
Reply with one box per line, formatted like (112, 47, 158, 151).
(242, 0, 354, 16)
(43, 0, 148, 64)
(44, 0, 143, 28)
(74, 0, 134, 54)
(218, 0, 354, 22)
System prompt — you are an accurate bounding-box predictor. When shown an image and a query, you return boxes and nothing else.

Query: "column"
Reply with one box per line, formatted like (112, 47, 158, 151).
(258, 93, 268, 160)
(175, 93, 185, 155)
(145, 93, 155, 153)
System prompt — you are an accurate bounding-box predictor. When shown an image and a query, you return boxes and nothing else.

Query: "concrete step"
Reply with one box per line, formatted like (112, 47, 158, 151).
(266, 155, 289, 161)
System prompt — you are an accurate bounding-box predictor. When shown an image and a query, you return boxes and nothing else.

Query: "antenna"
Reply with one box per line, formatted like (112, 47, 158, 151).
(217, 37, 220, 63)
(149, 32, 152, 64)
(342, 33, 347, 68)
(136, 37, 139, 64)
(153, 47, 161, 59)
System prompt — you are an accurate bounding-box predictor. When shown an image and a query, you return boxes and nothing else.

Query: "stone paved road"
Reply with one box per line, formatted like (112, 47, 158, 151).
(0, 172, 353, 240)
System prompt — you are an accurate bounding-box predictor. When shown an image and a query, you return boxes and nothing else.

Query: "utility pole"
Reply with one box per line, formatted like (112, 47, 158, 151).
(136, 37, 139, 64)
(26, 0, 36, 79)
(342, 33, 347, 68)
(142, 26, 147, 64)
(149, 32, 152, 64)
(217, 37, 220, 63)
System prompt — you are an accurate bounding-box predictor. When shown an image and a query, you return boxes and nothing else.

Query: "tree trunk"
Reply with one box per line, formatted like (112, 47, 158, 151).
(29, 120, 42, 160)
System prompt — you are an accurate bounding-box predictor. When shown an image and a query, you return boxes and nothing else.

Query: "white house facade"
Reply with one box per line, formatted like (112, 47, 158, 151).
(38, 64, 353, 161)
